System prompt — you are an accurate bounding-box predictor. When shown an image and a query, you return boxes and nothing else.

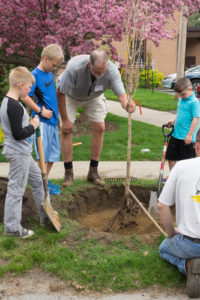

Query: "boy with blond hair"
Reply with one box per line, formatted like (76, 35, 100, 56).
(22, 44, 64, 193)
(0, 67, 47, 238)
(166, 77, 200, 171)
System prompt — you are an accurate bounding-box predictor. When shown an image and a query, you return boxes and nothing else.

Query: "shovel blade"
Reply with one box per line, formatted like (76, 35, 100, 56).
(41, 200, 62, 233)
(148, 191, 159, 217)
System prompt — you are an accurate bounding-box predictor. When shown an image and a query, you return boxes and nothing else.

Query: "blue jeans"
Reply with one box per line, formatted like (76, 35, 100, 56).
(159, 234, 200, 274)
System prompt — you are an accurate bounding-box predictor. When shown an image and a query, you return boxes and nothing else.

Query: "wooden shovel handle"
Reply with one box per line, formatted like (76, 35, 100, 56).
(36, 127, 46, 174)
(124, 184, 167, 236)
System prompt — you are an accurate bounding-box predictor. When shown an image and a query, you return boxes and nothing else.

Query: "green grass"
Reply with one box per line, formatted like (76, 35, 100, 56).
(104, 88, 178, 111)
(72, 113, 166, 161)
(0, 180, 185, 291)
(0, 113, 167, 162)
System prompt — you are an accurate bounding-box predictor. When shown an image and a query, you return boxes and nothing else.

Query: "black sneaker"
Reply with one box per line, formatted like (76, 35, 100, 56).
(4, 227, 34, 238)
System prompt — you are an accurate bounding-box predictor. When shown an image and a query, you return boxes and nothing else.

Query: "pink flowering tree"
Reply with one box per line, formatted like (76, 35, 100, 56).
(0, 0, 199, 67)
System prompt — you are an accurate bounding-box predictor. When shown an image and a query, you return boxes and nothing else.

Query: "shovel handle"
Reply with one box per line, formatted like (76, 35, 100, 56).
(125, 185, 167, 236)
(162, 124, 174, 138)
(36, 127, 46, 174)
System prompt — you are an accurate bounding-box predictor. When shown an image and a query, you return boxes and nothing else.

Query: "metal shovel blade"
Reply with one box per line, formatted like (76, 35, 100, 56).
(41, 199, 62, 233)
(148, 191, 159, 217)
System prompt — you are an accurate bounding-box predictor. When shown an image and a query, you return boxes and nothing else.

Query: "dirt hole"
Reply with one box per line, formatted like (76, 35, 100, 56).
(0, 178, 164, 242)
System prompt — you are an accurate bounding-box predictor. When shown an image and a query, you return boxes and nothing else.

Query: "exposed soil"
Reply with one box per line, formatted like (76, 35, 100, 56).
(0, 178, 163, 244)
(71, 112, 119, 137)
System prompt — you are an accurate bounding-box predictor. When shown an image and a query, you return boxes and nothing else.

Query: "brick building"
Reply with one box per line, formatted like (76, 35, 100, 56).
(113, 11, 200, 76)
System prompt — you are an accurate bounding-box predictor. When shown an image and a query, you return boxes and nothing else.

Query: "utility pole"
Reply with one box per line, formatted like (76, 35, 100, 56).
(176, 6, 188, 80)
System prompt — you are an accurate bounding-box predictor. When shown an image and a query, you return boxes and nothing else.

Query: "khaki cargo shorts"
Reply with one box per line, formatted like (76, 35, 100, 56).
(64, 94, 108, 124)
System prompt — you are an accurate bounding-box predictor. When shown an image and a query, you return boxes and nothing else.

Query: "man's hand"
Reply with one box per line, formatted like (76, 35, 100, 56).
(185, 134, 192, 145)
(126, 101, 136, 113)
(118, 93, 136, 113)
(166, 227, 179, 238)
(40, 105, 53, 119)
(30, 115, 39, 130)
(61, 119, 74, 134)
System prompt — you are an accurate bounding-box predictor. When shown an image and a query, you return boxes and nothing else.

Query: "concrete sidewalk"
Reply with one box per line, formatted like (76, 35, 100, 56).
(107, 99, 175, 127)
(0, 161, 169, 180)
(0, 101, 172, 180)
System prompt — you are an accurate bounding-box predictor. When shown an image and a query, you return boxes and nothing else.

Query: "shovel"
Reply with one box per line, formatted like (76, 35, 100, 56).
(148, 124, 174, 216)
(36, 127, 62, 232)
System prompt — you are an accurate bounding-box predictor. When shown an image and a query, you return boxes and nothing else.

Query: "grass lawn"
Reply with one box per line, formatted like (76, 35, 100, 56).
(0, 113, 167, 162)
(104, 88, 178, 111)
(0, 179, 185, 292)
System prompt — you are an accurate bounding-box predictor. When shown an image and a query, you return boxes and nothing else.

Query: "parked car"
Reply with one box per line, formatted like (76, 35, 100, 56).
(162, 65, 200, 93)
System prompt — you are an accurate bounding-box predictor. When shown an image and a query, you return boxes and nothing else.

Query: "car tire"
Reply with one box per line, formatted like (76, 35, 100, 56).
(171, 82, 175, 89)
(191, 79, 200, 94)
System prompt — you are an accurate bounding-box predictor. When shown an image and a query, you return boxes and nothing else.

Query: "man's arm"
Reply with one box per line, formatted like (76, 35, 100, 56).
(158, 202, 177, 238)
(118, 93, 136, 113)
(56, 88, 73, 134)
(185, 117, 199, 145)
(21, 96, 53, 119)
(56, 88, 68, 121)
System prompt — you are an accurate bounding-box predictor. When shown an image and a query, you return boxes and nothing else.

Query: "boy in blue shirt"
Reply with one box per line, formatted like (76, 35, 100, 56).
(166, 77, 200, 171)
(22, 44, 64, 192)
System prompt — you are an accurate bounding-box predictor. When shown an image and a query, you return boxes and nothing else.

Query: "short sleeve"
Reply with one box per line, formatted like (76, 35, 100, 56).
(109, 64, 125, 96)
(158, 164, 178, 206)
(191, 100, 200, 118)
(57, 67, 76, 94)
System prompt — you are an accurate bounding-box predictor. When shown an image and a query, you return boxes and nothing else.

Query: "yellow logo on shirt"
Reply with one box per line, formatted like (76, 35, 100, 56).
(191, 195, 200, 203)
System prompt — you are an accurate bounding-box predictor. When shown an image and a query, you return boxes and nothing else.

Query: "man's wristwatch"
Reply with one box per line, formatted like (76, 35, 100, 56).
(38, 107, 43, 115)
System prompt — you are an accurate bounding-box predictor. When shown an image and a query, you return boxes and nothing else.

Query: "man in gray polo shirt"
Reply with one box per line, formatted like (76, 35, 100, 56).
(57, 49, 136, 187)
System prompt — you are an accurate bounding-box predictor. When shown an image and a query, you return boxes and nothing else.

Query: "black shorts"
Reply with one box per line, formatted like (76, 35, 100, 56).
(165, 136, 195, 161)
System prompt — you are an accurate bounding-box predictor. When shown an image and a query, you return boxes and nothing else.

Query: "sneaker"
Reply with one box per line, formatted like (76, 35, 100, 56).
(4, 227, 34, 238)
(48, 185, 61, 195)
(48, 181, 61, 190)
(186, 258, 200, 298)
(87, 166, 105, 186)
(63, 169, 74, 187)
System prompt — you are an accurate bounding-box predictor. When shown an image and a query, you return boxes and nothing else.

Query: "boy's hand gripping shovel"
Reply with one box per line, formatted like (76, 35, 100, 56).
(148, 124, 174, 216)
(36, 127, 62, 232)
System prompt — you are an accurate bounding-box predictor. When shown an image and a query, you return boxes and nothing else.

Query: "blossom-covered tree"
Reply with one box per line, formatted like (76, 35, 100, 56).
(0, 0, 199, 66)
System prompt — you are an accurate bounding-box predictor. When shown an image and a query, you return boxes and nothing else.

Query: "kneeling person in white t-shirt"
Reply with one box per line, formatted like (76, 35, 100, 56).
(158, 128, 200, 298)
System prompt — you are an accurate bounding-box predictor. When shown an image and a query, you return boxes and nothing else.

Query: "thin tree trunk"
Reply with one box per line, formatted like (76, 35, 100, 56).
(125, 109, 132, 201)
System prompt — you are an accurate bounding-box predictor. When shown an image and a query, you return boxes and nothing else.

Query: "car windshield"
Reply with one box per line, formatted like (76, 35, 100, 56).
(186, 66, 200, 73)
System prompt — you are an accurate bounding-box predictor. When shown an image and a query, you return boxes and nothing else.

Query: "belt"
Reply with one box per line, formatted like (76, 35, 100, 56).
(183, 235, 200, 244)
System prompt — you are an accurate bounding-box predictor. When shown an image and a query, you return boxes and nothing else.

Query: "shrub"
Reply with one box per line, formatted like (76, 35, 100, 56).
(0, 124, 4, 144)
(139, 69, 164, 88)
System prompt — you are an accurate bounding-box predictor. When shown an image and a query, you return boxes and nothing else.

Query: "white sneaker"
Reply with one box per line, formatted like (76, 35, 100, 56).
(4, 227, 34, 238)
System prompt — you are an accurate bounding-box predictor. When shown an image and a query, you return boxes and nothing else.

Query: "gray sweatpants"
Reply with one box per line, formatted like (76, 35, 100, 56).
(4, 147, 47, 232)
